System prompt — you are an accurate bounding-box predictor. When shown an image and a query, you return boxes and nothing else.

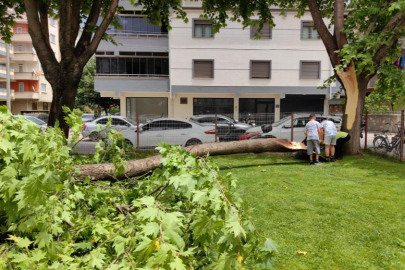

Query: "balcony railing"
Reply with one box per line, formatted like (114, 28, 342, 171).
(106, 30, 168, 38)
(96, 73, 169, 78)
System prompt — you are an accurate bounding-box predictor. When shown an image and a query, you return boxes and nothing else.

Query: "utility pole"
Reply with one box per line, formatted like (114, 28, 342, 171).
(5, 43, 11, 110)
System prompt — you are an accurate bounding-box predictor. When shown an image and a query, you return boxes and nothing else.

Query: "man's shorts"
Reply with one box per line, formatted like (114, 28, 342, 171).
(324, 135, 337, 145)
(307, 140, 320, 155)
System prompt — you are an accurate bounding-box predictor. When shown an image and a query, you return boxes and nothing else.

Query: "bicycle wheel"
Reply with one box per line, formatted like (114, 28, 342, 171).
(373, 136, 388, 152)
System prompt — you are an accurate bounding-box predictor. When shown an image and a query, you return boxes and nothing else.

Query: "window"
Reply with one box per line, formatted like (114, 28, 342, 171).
(142, 121, 166, 131)
(43, 102, 48, 110)
(96, 56, 169, 76)
(301, 21, 319, 39)
(32, 102, 38, 110)
(250, 22, 272, 39)
(126, 97, 168, 123)
(41, 83, 47, 93)
(300, 61, 321, 79)
(112, 118, 130, 126)
(18, 82, 24, 92)
(50, 18, 55, 27)
(193, 98, 234, 115)
(18, 64, 23, 73)
(17, 26, 22, 33)
(251, 61, 271, 79)
(193, 20, 213, 38)
(16, 45, 23, 52)
(165, 120, 192, 130)
(96, 118, 108, 125)
(193, 60, 214, 78)
(50, 34, 56, 43)
(106, 16, 168, 36)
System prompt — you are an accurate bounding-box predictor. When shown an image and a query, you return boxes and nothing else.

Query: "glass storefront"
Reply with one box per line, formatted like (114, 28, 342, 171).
(126, 97, 168, 124)
(193, 98, 234, 117)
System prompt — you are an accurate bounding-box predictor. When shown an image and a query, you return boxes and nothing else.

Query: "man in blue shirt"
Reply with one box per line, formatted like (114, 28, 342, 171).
(304, 114, 323, 165)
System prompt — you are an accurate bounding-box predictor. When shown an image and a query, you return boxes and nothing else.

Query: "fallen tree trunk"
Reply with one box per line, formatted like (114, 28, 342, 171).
(76, 138, 306, 181)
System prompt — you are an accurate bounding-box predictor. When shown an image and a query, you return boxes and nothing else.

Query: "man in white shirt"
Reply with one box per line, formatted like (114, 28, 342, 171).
(304, 114, 323, 165)
(320, 117, 338, 162)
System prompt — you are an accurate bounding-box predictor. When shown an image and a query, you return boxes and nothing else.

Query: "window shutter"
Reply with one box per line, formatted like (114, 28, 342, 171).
(194, 61, 213, 78)
(301, 62, 320, 79)
(251, 61, 270, 79)
(250, 23, 272, 39)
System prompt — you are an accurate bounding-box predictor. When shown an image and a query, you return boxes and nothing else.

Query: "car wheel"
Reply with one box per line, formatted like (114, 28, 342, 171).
(89, 132, 102, 141)
(185, 139, 202, 147)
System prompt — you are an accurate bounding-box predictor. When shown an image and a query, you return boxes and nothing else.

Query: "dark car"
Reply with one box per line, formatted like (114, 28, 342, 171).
(24, 113, 49, 123)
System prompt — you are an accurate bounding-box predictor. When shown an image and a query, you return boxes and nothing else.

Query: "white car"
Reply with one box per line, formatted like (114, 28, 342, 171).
(120, 118, 216, 148)
(246, 114, 342, 142)
(82, 116, 138, 141)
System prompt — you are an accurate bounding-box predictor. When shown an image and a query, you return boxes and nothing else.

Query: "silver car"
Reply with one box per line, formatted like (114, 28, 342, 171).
(82, 116, 138, 141)
(246, 114, 342, 142)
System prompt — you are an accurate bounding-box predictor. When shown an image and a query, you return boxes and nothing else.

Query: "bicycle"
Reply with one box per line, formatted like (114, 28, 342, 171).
(373, 121, 405, 156)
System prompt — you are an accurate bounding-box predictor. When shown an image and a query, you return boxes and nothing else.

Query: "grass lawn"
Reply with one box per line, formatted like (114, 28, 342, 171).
(212, 152, 405, 270)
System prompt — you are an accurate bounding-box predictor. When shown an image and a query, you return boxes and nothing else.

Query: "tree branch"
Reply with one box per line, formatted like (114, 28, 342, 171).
(37, 0, 51, 47)
(70, 0, 83, 47)
(75, 0, 102, 56)
(24, 0, 59, 81)
(365, 1, 392, 36)
(372, 17, 405, 66)
(307, 0, 339, 66)
(59, 0, 74, 59)
(79, 0, 119, 65)
(334, 0, 349, 49)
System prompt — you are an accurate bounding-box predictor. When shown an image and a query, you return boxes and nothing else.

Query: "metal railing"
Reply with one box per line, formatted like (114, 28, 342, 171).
(106, 31, 168, 38)
(95, 73, 169, 78)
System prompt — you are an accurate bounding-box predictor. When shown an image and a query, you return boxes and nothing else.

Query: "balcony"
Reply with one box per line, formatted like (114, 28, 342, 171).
(182, 0, 202, 7)
(12, 30, 32, 43)
(0, 66, 15, 80)
(0, 42, 13, 58)
(13, 51, 38, 62)
(14, 72, 39, 81)
(14, 91, 39, 100)
(0, 88, 15, 100)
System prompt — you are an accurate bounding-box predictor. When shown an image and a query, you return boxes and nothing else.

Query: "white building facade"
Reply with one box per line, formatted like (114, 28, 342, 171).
(95, 1, 339, 123)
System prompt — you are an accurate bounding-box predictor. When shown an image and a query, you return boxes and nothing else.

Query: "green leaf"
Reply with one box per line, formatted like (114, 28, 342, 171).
(7, 235, 32, 248)
(169, 257, 187, 270)
(35, 232, 52, 248)
(142, 222, 160, 237)
(31, 249, 46, 262)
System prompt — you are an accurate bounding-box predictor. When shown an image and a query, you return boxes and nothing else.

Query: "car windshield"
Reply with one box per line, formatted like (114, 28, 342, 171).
(25, 116, 46, 125)
(82, 115, 93, 119)
(123, 117, 137, 126)
(189, 119, 204, 127)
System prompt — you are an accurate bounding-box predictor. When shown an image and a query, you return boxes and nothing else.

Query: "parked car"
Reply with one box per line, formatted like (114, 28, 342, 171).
(120, 118, 216, 148)
(24, 116, 47, 131)
(81, 114, 96, 123)
(24, 113, 49, 123)
(246, 114, 342, 142)
(82, 116, 138, 141)
(190, 115, 251, 130)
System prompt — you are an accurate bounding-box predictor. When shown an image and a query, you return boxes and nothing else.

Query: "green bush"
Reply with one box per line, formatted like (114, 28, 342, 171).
(0, 106, 275, 269)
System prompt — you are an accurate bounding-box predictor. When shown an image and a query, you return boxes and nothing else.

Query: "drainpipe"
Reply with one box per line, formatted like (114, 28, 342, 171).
(6, 43, 11, 110)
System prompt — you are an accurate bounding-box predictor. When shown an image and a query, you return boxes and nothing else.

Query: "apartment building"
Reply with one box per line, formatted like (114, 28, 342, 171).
(0, 42, 14, 105)
(0, 14, 60, 114)
(95, 1, 339, 123)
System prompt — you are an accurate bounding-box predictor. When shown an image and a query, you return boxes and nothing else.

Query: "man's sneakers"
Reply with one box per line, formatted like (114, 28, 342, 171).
(330, 156, 336, 162)
(310, 160, 322, 165)
(310, 161, 315, 165)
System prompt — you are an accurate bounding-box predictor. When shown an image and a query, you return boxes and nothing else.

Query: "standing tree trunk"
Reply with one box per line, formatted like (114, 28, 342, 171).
(47, 73, 82, 137)
(336, 64, 369, 154)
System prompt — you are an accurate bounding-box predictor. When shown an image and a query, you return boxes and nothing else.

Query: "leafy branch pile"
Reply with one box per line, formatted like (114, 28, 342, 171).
(0, 107, 276, 269)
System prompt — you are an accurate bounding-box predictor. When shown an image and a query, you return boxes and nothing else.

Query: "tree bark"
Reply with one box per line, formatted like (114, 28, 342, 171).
(48, 66, 83, 137)
(76, 138, 306, 181)
(337, 63, 369, 154)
